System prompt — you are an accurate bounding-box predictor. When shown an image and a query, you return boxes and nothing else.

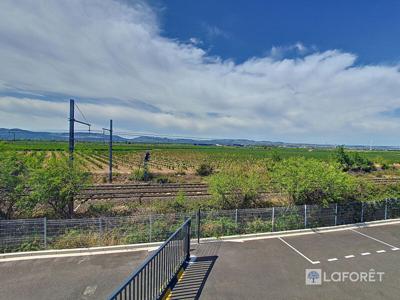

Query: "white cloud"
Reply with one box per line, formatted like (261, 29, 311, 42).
(0, 0, 400, 144)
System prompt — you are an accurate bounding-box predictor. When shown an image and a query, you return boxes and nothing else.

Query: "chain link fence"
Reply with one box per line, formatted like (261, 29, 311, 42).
(1, 199, 400, 253)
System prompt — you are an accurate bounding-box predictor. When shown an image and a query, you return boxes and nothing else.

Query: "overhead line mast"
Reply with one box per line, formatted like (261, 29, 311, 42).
(69, 99, 91, 163)
(68, 99, 91, 217)
(103, 120, 113, 183)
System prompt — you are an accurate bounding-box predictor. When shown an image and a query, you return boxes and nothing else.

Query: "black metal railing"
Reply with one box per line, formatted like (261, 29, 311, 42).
(108, 218, 191, 300)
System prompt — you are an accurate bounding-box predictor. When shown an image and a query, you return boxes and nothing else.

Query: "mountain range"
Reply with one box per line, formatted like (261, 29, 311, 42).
(1, 128, 399, 150)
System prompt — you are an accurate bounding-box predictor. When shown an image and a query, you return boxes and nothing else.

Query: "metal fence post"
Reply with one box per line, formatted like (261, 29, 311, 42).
(197, 209, 201, 244)
(271, 207, 275, 232)
(43, 217, 47, 248)
(149, 214, 152, 243)
(304, 205, 307, 228)
(186, 219, 191, 261)
(235, 209, 238, 228)
(334, 203, 338, 226)
(361, 202, 364, 223)
(385, 199, 388, 220)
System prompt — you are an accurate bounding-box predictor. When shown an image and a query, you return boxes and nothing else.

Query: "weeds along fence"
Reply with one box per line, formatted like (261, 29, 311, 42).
(1, 199, 400, 253)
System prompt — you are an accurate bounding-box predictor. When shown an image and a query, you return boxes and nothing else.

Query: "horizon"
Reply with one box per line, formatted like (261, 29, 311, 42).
(1, 1, 400, 145)
(2, 127, 400, 148)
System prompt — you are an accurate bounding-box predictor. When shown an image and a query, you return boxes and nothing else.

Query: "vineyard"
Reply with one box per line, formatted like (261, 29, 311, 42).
(2, 141, 400, 183)
(2, 140, 400, 221)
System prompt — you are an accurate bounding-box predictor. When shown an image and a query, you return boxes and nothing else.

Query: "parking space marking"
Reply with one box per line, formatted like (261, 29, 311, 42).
(327, 258, 338, 262)
(350, 229, 398, 249)
(345, 255, 355, 259)
(376, 250, 386, 253)
(361, 252, 371, 256)
(278, 237, 320, 265)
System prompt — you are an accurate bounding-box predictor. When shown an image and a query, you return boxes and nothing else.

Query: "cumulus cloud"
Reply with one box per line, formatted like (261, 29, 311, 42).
(0, 0, 400, 144)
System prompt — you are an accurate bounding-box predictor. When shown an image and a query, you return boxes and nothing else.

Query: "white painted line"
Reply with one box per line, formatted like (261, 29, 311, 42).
(222, 219, 400, 243)
(328, 258, 338, 262)
(350, 229, 399, 250)
(278, 237, 320, 264)
(361, 252, 371, 256)
(376, 250, 386, 253)
(392, 248, 400, 251)
(345, 255, 355, 259)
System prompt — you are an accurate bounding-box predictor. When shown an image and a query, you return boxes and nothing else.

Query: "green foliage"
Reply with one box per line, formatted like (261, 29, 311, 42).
(29, 158, 90, 218)
(129, 168, 153, 181)
(334, 146, 375, 172)
(87, 202, 114, 217)
(270, 157, 358, 205)
(208, 165, 268, 209)
(245, 218, 272, 233)
(196, 163, 214, 176)
(201, 217, 237, 237)
(51, 229, 120, 249)
(0, 152, 29, 219)
(274, 210, 304, 231)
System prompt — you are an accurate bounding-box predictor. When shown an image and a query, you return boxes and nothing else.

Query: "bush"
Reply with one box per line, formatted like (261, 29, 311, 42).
(208, 165, 268, 209)
(196, 164, 214, 176)
(129, 168, 153, 181)
(201, 217, 237, 237)
(245, 218, 272, 234)
(87, 202, 114, 217)
(334, 146, 375, 172)
(270, 157, 358, 205)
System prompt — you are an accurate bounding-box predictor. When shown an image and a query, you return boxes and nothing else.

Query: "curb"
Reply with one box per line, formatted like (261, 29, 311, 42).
(210, 218, 400, 242)
(0, 241, 163, 260)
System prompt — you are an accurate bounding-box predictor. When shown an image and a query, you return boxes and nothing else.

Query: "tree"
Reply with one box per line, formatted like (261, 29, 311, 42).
(0, 152, 28, 219)
(29, 158, 90, 218)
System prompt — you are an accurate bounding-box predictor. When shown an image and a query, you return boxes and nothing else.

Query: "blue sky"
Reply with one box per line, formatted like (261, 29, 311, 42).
(155, 0, 400, 65)
(1, 0, 400, 145)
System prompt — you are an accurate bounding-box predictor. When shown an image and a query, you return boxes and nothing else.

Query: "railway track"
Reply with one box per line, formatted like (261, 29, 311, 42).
(78, 183, 210, 200)
(78, 183, 281, 201)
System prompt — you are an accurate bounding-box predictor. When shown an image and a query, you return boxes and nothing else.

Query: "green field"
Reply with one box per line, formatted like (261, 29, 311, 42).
(1, 140, 400, 164)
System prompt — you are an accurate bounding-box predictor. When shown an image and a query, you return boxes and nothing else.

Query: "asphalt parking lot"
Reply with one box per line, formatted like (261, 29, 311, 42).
(191, 222, 400, 300)
(0, 250, 148, 300)
(2, 222, 400, 300)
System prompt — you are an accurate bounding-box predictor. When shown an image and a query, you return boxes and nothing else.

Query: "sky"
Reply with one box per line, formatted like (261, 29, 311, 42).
(1, 0, 400, 145)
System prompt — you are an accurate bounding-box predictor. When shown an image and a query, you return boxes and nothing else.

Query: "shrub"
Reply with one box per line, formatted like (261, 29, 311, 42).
(245, 218, 272, 234)
(201, 217, 237, 237)
(270, 157, 358, 205)
(196, 164, 214, 176)
(334, 146, 375, 172)
(208, 165, 268, 209)
(87, 202, 114, 217)
(129, 168, 153, 181)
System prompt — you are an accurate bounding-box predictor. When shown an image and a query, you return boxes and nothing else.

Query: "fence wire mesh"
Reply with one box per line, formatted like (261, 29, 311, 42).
(1, 199, 399, 252)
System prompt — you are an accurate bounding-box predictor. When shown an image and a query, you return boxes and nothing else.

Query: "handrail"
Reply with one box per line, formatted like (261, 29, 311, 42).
(108, 218, 191, 300)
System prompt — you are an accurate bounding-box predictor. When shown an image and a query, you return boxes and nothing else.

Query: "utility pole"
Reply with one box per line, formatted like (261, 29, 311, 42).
(69, 99, 91, 163)
(103, 120, 113, 183)
(69, 100, 75, 163)
(68, 99, 91, 216)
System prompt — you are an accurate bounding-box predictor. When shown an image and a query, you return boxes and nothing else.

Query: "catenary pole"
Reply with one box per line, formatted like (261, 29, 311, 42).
(109, 120, 113, 183)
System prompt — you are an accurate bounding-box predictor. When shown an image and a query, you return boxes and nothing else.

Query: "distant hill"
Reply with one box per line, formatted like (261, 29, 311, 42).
(0, 128, 128, 142)
(1, 128, 399, 150)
